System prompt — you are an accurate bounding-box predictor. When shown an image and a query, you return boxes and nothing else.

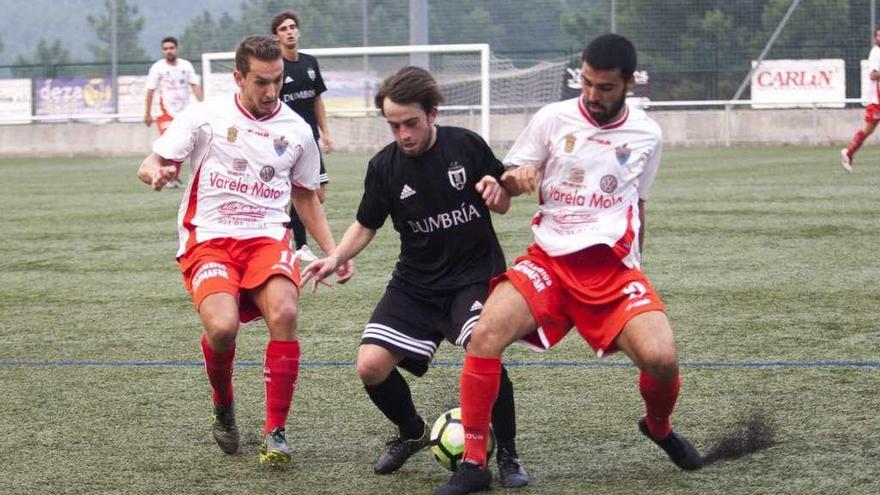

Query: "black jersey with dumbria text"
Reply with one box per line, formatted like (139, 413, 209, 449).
(356, 126, 507, 291)
(280, 53, 326, 140)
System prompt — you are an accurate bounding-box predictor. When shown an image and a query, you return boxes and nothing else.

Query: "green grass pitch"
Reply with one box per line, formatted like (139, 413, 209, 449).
(0, 145, 878, 494)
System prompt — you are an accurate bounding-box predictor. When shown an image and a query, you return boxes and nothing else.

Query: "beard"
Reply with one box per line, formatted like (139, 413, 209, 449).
(584, 92, 626, 125)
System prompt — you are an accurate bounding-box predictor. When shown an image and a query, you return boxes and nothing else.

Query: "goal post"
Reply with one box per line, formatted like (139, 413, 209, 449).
(203, 43, 491, 141)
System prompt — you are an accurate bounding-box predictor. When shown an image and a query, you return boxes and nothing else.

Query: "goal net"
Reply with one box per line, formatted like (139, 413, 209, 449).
(203, 44, 566, 150)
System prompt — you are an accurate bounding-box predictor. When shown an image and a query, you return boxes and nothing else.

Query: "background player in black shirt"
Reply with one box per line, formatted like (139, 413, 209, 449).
(303, 67, 529, 488)
(271, 11, 332, 261)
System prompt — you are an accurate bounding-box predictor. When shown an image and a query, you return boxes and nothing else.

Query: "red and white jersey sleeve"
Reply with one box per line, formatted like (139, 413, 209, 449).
(146, 58, 200, 117)
(153, 94, 320, 258)
(504, 97, 663, 268)
(868, 46, 880, 105)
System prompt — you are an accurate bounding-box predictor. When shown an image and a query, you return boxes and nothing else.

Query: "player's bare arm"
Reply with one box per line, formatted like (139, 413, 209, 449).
(137, 152, 178, 191)
(476, 175, 511, 213)
(144, 89, 155, 126)
(315, 96, 333, 153)
(500, 164, 541, 196)
(192, 84, 204, 101)
(292, 188, 355, 282)
(302, 221, 376, 292)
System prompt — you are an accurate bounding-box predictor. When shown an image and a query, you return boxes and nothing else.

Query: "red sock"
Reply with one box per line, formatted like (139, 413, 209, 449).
(847, 129, 867, 157)
(639, 371, 681, 440)
(460, 355, 501, 467)
(201, 334, 235, 406)
(263, 340, 301, 434)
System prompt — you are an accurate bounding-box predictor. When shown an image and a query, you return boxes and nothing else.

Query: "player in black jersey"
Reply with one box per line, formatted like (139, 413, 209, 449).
(302, 66, 529, 488)
(271, 11, 331, 261)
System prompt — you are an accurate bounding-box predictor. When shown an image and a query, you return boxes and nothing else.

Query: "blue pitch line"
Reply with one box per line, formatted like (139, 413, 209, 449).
(0, 359, 879, 368)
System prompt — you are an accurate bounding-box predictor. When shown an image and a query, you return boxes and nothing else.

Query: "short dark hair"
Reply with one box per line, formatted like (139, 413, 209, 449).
(270, 11, 300, 34)
(161, 36, 178, 47)
(581, 33, 637, 80)
(235, 35, 282, 76)
(374, 66, 444, 116)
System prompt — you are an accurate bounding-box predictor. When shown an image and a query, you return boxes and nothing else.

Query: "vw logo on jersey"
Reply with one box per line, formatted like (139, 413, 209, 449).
(307, 67, 316, 81)
(615, 144, 631, 165)
(260, 165, 276, 182)
(599, 174, 618, 193)
(273, 136, 289, 156)
(447, 161, 467, 190)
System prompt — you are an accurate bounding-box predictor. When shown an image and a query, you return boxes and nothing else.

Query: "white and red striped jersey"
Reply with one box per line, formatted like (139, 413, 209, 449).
(153, 94, 321, 258)
(146, 58, 199, 117)
(868, 45, 880, 105)
(503, 97, 662, 268)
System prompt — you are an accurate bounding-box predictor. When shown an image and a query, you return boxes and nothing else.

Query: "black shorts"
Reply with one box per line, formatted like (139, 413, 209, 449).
(361, 279, 488, 377)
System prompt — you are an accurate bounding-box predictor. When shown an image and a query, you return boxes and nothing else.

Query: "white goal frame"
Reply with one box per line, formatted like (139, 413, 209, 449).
(202, 43, 491, 141)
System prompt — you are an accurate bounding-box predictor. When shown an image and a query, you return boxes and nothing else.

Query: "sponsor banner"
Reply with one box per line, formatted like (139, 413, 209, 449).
(750, 59, 845, 108)
(34, 77, 115, 116)
(118, 75, 160, 121)
(0, 79, 32, 124)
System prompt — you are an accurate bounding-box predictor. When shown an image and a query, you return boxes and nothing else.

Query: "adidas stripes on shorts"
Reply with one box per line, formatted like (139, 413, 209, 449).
(361, 279, 487, 376)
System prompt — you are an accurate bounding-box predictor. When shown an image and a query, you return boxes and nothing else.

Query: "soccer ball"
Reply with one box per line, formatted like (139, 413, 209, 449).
(429, 407, 495, 471)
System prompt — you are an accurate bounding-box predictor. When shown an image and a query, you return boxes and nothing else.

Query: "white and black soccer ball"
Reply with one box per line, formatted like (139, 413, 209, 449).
(429, 407, 495, 471)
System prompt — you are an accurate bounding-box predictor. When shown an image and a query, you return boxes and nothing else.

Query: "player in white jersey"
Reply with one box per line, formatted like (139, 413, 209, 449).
(145, 36, 203, 188)
(841, 27, 880, 172)
(137, 35, 353, 466)
(434, 34, 701, 495)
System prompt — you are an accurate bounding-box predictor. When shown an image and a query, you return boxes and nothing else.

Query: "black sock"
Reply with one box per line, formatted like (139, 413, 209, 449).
(491, 365, 517, 454)
(289, 205, 307, 249)
(364, 368, 424, 439)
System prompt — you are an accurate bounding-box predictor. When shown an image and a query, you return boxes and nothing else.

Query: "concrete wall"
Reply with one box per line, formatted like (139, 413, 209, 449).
(0, 108, 867, 157)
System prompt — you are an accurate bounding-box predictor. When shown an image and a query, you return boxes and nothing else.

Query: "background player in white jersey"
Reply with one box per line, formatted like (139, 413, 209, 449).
(434, 34, 701, 495)
(302, 66, 529, 488)
(271, 11, 332, 261)
(144, 36, 203, 188)
(137, 35, 353, 466)
(841, 27, 880, 172)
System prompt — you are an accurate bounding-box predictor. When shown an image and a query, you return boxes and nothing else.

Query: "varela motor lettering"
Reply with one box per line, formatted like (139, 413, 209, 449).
(547, 185, 623, 209)
(209, 173, 283, 199)
(589, 193, 623, 209)
(407, 203, 483, 234)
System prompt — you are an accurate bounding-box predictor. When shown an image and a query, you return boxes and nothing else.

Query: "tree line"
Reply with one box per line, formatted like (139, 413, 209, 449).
(7, 0, 876, 100)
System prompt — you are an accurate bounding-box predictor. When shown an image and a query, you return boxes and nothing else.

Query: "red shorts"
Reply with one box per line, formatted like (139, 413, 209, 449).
(865, 104, 880, 124)
(178, 237, 301, 323)
(492, 244, 665, 356)
(156, 113, 173, 135)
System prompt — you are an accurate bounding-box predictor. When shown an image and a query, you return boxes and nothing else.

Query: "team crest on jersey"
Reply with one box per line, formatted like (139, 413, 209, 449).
(600, 174, 618, 193)
(615, 144, 631, 165)
(273, 136, 289, 156)
(260, 165, 276, 182)
(227, 127, 238, 143)
(307, 68, 316, 81)
(447, 161, 467, 190)
(564, 133, 576, 153)
(568, 167, 585, 184)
